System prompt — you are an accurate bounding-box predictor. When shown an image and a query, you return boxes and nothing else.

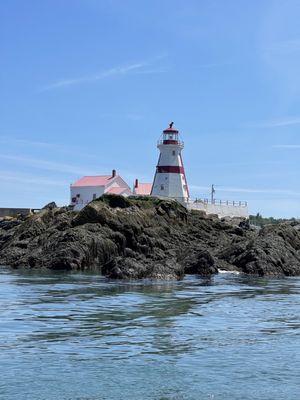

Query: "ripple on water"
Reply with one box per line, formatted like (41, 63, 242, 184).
(0, 267, 299, 400)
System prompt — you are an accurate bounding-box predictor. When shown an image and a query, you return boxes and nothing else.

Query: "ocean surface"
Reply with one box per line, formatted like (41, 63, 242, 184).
(0, 267, 299, 400)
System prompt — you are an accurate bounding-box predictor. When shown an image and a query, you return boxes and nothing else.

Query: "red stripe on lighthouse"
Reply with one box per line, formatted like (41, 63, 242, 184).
(163, 140, 179, 144)
(156, 166, 185, 173)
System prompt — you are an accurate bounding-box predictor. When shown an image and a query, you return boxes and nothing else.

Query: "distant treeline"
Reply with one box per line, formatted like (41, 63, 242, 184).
(249, 213, 298, 227)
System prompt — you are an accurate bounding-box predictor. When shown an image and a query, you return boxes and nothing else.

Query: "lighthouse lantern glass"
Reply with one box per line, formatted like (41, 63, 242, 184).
(163, 131, 178, 142)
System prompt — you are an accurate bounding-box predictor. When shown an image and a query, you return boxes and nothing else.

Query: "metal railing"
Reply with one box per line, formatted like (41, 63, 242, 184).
(190, 198, 248, 207)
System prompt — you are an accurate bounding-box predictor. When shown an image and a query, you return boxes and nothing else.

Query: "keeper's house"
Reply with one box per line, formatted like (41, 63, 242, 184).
(70, 169, 131, 210)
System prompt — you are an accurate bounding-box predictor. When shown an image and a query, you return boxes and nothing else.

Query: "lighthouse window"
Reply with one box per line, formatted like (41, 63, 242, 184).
(160, 184, 164, 190)
(172, 150, 176, 156)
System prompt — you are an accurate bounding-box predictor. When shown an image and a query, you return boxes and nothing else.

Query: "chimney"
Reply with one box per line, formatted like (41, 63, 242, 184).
(112, 169, 116, 178)
(135, 179, 139, 188)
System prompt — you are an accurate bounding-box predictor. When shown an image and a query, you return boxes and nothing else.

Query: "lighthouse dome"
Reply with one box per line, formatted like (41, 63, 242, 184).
(163, 122, 179, 133)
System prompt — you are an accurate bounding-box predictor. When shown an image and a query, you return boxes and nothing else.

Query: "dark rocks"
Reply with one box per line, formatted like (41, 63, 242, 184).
(1, 194, 300, 279)
(224, 223, 300, 276)
(42, 201, 57, 210)
(0, 219, 21, 231)
(183, 249, 218, 276)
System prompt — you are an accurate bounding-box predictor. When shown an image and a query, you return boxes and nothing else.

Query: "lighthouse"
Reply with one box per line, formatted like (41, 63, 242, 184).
(151, 122, 189, 204)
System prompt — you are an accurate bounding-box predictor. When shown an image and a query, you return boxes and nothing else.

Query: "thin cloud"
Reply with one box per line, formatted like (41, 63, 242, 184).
(40, 56, 167, 91)
(0, 154, 101, 176)
(0, 137, 57, 148)
(0, 171, 67, 187)
(190, 184, 300, 197)
(248, 116, 300, 128)
(0, 136, 101, 160)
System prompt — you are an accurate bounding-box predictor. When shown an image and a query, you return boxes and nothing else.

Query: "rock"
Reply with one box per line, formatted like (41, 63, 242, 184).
(1, 195, 300, 278)
(183, 249, 218, 276)
(42, 202, 57, 210)
(219, 223, 300, 276)
(0, 219, 21, 231)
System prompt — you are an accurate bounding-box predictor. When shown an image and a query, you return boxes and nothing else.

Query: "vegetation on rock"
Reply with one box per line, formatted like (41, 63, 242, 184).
(1, 195, 300, 279)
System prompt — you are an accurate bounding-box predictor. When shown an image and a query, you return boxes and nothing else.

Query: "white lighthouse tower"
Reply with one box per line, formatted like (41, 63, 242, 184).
(151, 122, 189, 204)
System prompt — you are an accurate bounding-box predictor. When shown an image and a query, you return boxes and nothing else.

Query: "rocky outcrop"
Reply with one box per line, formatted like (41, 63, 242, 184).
(0, 195, 300, 279)
(218, 222, 300, 276)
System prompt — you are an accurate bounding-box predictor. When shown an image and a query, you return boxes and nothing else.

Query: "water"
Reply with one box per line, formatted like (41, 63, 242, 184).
(0, 267, 299, 400)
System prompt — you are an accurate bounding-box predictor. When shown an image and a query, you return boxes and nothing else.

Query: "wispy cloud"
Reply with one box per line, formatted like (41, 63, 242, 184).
(0, 136, 101, 160)
(0, 171, 67, 187)
(40, 56, 167, 91)
(190, 184, 300, 197)
(248, 116, 300, 128)
(0, 137, 56, 148)
(0, 154, 101, 176)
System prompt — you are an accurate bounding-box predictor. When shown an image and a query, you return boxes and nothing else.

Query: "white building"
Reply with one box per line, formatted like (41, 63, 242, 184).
(151, 122, 189, 204)
(70, 170, 132, 210)
(133, 179, 152, 196)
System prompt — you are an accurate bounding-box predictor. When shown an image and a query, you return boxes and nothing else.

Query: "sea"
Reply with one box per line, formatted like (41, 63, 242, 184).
(0, 267, 299, 400)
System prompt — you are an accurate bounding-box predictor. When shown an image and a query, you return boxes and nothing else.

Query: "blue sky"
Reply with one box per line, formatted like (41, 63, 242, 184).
(1, 0, 300, 217)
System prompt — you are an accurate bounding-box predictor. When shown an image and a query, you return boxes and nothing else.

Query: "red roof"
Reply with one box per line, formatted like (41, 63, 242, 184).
(134, 183, 152, 195)
(163, 127, 179, 133)
(106, 186, 129, 195)
(163, 123, 179, 133)
(71, 175, 113, 187)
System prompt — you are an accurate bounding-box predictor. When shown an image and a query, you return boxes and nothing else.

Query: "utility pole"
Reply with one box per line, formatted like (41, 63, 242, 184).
(211, 184, 215, 203)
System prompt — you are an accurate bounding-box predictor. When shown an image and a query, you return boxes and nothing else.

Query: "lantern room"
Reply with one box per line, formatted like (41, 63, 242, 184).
(162, 122, 180, 144)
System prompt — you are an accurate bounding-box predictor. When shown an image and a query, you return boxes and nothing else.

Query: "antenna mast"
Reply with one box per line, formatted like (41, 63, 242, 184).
(211, 184, 215, 203)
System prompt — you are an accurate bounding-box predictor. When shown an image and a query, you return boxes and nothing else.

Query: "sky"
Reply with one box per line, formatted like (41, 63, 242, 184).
(1, 0, 300, 217)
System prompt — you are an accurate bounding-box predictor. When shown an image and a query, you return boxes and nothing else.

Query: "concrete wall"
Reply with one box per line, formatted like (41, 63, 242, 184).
(187, 201, 249, 218)
(0, 208, 32, 218)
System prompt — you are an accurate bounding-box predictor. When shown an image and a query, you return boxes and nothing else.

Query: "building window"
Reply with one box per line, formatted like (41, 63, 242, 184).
(160, 184, 164, 190)
(93, 193, 97, 200)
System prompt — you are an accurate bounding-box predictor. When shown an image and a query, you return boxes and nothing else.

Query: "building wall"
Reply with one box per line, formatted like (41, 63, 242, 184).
(70, 186, 105, 211)
(104, 176, 132, 196)
(187, 202, 249, 218)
